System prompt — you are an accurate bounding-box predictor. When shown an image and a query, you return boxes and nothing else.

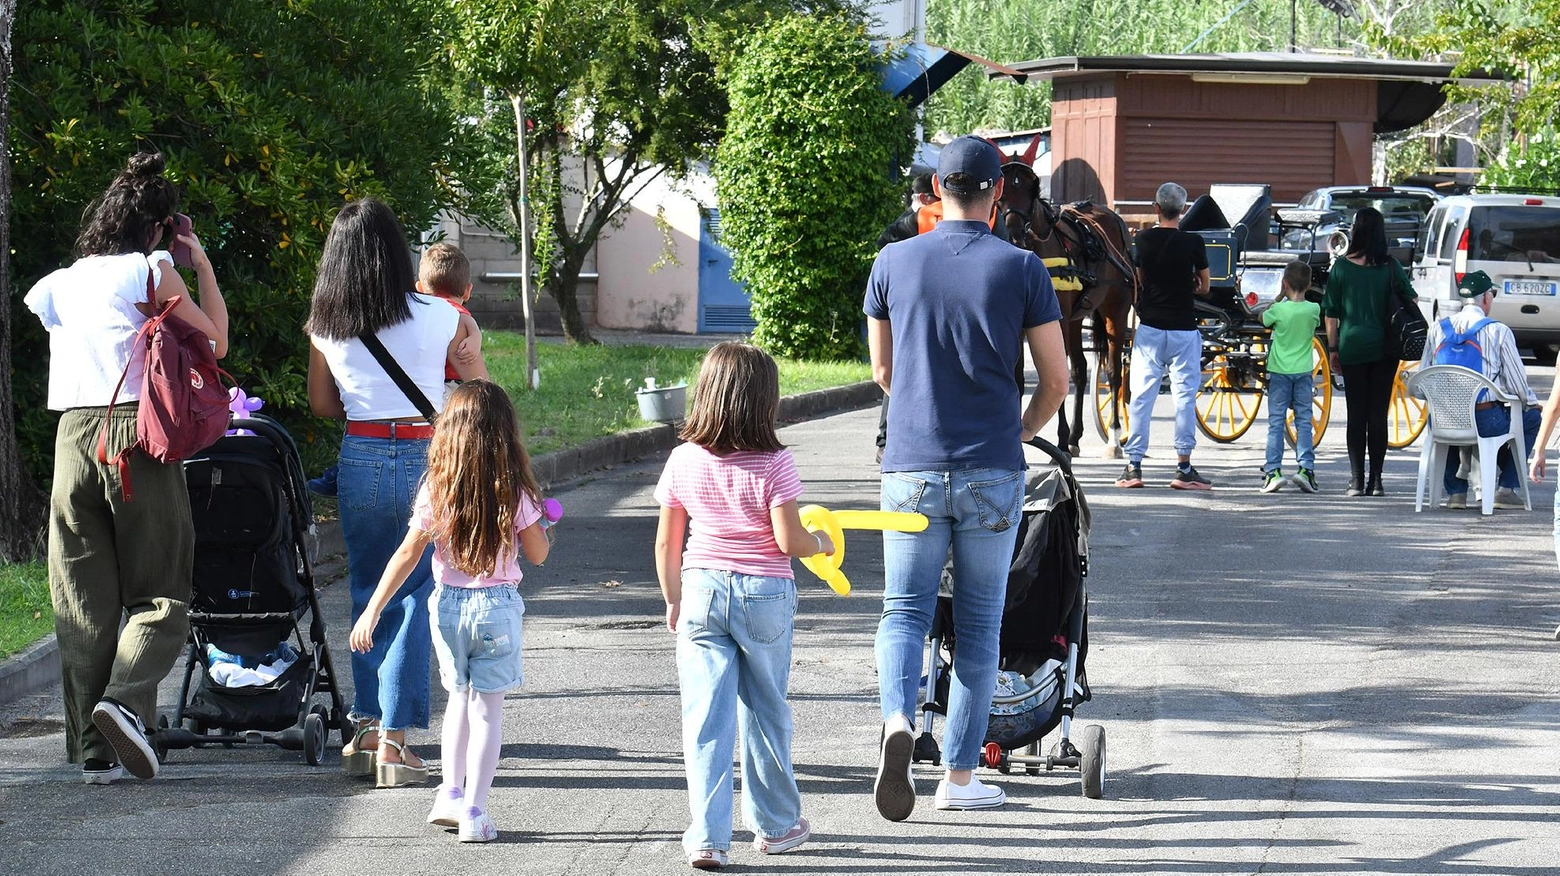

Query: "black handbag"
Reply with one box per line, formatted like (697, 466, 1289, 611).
(1381, 265, 1427, 361)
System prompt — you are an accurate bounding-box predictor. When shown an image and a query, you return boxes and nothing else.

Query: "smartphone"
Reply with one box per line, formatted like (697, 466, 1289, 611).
(168, 213, 194, 267)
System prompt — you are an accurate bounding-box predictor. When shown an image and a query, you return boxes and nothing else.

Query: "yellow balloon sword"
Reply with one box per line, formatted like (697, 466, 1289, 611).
(797, 504, 929, 596)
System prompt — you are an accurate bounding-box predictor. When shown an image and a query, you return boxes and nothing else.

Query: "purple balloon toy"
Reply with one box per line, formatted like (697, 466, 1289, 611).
(541, 498, 563, 529)
(226, 387, 264, 436)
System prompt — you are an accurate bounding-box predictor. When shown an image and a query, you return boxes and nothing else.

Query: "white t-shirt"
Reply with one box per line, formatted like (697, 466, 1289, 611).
(311, 293, 460, 421)
(25, 251, 174, 411)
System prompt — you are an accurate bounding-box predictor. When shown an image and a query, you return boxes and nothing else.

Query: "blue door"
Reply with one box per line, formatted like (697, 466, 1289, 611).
(697, 210, 757, 333)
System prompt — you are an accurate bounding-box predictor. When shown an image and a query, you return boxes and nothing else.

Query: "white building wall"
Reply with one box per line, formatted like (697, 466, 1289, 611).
(866, 0, 924, 39)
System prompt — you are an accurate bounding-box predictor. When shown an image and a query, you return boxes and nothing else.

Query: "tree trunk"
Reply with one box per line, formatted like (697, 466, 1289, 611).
(0, 0, 46, 562)
(546, 251, 596, 345)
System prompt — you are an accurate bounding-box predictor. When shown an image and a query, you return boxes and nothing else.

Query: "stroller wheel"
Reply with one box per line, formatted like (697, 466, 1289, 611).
(303, 711, 326, 766)
(153, 715, 170, 763)
(1078, 725, 1106, 799)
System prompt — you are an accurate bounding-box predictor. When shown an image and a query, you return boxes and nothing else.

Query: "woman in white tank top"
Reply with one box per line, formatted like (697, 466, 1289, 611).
(305, 198, 478, 787)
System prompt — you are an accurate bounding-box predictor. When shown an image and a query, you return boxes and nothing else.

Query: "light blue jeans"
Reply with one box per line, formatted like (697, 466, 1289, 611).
(339, 435, 434, 731)
(677, 569, 801, 853)
(1265, 372, 1316, 473)
(877, 468, 1023, 771)
(1125, 325, 1202, 464)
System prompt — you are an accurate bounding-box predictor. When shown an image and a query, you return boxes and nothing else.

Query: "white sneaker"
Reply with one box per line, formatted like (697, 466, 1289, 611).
(1493, 488, 1526, 509)
(427, 787, 464, 827)
(90, 699, 158, 779)
(458, 807, 498, 843)
(933, 776, 1007, 810)
(873, 714, 916, 822)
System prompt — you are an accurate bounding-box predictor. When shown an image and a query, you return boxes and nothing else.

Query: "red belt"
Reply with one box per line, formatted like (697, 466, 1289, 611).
(346, 421, 434, 439)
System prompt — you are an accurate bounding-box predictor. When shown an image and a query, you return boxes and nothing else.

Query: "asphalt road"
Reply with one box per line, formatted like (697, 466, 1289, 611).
(3, 369, 1558, 876)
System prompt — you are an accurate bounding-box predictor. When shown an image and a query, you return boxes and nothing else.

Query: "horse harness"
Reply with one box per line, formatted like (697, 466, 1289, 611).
(1030, 200, 1138, 319)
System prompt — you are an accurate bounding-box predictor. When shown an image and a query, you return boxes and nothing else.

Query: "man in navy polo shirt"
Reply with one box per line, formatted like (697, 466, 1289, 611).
(863, 135, 1068, 820)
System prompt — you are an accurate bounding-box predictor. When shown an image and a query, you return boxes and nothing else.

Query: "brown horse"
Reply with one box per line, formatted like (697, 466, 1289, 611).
(999, 154, 1135, 458)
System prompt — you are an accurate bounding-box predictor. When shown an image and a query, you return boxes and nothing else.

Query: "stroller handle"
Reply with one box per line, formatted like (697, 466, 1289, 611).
(1025, 436, 1074, 477)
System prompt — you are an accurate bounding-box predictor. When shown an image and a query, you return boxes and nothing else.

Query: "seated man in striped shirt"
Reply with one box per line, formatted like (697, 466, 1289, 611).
(1423, 270, 1541, 509)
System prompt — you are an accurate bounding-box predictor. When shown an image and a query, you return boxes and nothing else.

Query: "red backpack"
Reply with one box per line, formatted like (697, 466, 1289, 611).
(97, 266, 230, 499)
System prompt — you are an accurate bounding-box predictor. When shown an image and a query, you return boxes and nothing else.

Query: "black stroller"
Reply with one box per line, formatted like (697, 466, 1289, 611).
(911, 438, 1105, 798)
(152, 413, 347, 765)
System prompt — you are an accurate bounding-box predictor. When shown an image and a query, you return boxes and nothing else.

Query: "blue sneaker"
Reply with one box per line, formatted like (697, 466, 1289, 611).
(306, 464, 338, 498)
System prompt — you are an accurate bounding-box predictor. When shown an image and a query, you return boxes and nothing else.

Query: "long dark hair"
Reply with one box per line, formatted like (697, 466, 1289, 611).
(1345, 207, 1391, 267)
(679, 341, 783, 453)
(305, 198, 417, 340)
(73, 153, 179, 258)
(423, 380, 542, 578)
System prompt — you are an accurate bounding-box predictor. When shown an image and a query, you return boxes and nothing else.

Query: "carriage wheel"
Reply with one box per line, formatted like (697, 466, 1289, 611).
(1387, 360, 1428, 449)
(1195, 353, 1261, 443)
(1090, 349, 1130, 443)
(1285, 337, 1333, 447)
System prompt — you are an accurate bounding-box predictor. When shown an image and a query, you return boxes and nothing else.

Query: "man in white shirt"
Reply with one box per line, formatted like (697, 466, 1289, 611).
(1422, 270, 1542, 509)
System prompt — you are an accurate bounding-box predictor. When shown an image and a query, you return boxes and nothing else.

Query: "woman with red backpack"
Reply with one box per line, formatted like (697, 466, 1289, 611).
(23, 152, 228, 785)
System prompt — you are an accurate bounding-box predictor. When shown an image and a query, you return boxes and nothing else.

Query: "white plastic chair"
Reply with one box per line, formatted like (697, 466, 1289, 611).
(1406, 364, 1533, 515)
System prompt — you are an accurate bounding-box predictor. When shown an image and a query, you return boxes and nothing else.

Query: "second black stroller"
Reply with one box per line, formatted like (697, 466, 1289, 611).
(152, 413, 347, 765)
(912, 438, 1105, 798)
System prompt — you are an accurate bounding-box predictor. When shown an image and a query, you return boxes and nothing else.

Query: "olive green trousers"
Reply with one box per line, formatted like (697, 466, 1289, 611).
(48, 407, 193, 764)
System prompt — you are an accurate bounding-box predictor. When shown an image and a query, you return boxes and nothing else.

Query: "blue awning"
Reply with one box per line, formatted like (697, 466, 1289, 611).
(878, 42, 1028, 108)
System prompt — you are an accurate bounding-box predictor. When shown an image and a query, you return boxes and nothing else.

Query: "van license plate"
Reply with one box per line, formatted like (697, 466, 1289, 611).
(1504, 279, 1558, 296)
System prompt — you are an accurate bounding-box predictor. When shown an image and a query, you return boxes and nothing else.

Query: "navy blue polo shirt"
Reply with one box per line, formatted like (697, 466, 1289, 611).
(863, 219, 1062, 473)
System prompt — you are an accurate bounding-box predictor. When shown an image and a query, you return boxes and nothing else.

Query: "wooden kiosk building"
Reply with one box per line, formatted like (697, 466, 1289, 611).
(994, 53, 1505, 218)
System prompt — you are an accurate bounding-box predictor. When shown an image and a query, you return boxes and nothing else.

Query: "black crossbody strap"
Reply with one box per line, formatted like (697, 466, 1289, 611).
(360, 333, 438, 423)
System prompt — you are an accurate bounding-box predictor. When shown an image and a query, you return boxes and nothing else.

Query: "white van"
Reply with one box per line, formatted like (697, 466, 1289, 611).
(1412, 194, 1560, 357)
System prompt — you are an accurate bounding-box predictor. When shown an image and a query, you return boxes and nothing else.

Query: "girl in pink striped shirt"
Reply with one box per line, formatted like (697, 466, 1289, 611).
(654, 342, 835, 870)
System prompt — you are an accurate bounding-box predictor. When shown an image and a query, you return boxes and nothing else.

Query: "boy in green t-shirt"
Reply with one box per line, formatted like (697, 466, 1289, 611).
(1259, 261, 1323, 493)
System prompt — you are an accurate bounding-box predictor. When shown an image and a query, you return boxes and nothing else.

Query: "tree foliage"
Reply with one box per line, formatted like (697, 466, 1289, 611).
(1379, 0, 1560, 193)
(715, 13, 915, 360)
(8, 0, 457, 480)
(446, 0, 850, 345)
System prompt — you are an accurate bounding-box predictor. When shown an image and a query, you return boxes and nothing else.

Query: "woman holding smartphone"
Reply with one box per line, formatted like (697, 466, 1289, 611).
(23, 152, 227, 785)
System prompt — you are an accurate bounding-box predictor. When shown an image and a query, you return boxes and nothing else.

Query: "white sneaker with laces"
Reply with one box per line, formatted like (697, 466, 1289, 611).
(458, 807, 498, 843)
(933, 776, 1007, 810)
(873, 713, 916, 822)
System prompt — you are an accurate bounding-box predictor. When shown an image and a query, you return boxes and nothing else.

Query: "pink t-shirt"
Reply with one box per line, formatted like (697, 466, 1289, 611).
(653, 444, 805, 579)
(411, 483, 544, 588)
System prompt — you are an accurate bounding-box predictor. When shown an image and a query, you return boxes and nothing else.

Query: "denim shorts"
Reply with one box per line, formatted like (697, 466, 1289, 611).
(429, 584, 525, 694)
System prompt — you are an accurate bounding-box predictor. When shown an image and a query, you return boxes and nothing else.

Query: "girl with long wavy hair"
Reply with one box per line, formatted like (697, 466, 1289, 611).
(350, 380, 550, 843)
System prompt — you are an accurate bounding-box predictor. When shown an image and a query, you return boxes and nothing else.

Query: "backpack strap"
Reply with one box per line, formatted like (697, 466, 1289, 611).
(95, 266, 178, 501)
(360, 333, 438, 423)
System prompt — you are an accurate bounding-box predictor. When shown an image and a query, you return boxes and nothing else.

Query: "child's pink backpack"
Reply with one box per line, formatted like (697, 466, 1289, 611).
(96, 267, 230, 499)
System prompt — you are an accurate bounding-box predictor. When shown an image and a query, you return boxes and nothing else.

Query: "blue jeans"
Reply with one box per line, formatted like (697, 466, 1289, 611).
(1264, 372, 1315, 473)
(1442, 406, 1542, 494)
(1125, 325, 1202, 464)
(339, 435, 434, 731)
(877, 468, 1023, 771)
(677, 569, 801, 853)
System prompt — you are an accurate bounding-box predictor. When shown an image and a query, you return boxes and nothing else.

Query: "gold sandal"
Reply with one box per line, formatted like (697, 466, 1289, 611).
(375, 738, 429, 788)
(342, 721, 379, 777)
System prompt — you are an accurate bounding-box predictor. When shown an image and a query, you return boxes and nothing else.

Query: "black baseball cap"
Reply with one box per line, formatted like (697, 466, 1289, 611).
(936, 136, 1002, 195)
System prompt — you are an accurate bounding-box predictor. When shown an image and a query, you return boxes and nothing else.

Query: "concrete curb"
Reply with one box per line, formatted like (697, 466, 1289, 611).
(530, 380, 882, 490)
(0, 633, 59, 708)
(0, 380, 883, 707)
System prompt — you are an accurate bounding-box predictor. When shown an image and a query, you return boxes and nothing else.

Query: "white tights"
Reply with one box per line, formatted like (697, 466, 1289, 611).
(439, 688, 507, 811)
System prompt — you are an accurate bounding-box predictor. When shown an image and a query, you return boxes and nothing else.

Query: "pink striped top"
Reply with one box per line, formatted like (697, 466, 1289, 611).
(653, 443, 805, 579)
